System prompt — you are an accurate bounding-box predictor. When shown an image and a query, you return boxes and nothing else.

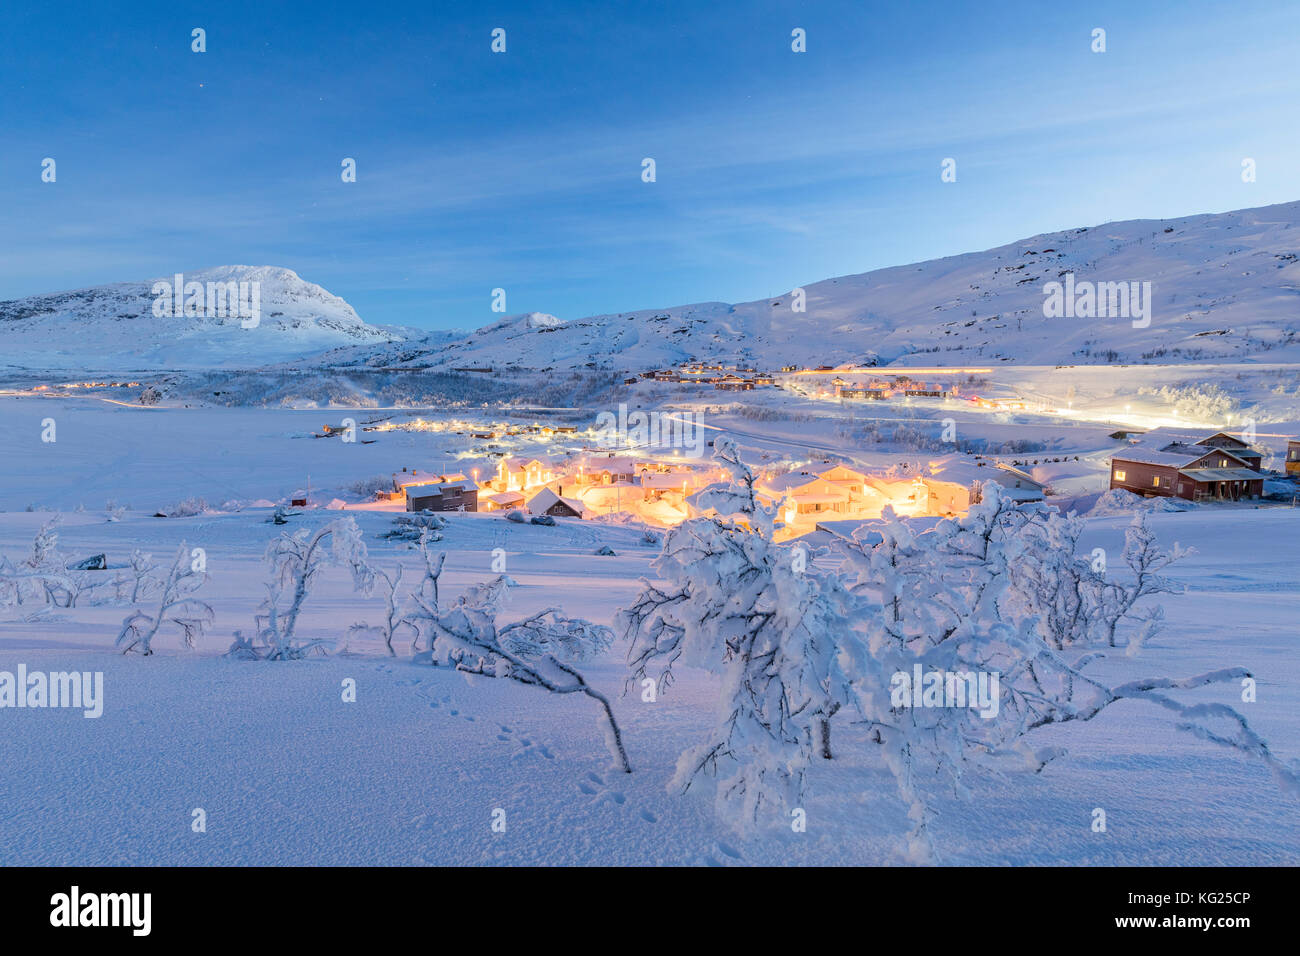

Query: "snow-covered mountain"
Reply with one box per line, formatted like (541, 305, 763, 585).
(8, 201, 1300, 376)
(0, 266, 405, 370)
(405, 200, 1300, 372)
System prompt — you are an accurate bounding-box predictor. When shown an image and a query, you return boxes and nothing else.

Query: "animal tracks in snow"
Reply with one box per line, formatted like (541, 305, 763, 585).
(511, 736, 555, 760)
(403, 676, 557, 759)
(396, 672, 680, 853)
(698, 843, 747, 866)
(576, 770, 652, 818)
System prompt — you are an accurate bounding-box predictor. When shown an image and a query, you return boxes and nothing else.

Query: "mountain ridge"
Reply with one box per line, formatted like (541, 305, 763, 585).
(403, 199, 1300, 372)
(6, 200, 1300, 374)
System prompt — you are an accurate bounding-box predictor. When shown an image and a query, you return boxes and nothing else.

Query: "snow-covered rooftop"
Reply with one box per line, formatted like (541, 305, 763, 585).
(1112, 448, 1200, 467)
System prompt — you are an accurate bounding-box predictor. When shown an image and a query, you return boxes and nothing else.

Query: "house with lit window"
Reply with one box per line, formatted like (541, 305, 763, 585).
(526, 487, 587, 519)
(1136, 429, 1264, 472)
(496, 457, 551, 492)
(762, 472, 854, 517)
(1109, 446, 1263, 502)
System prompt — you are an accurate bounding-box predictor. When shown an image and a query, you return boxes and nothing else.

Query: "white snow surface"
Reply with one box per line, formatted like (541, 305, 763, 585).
(0, 398, 1296, 865)
(0, 504, 1295, 865)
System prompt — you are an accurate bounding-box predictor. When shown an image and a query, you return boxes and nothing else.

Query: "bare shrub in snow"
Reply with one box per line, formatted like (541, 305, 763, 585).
(161, 497, 209, 518)
(345, 564, 412, 656)
(346, 474, 394, 498)
(0, 518, 76, 608)
(413, 563, 628, 771)
(401, 530, 446, 653)
(233, 517, 375, 660)
(378, 513, 445, 542)
(116, 543, 212, 655)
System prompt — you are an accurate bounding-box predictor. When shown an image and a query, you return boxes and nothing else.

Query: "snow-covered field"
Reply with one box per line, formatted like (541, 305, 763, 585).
(1, 390, 1297, 865)
(5, 200, 1300, 866)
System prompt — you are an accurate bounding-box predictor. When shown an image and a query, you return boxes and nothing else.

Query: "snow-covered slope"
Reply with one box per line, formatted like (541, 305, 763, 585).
(416, 200, 1300, 372)
(0, 266, 405, 370)
(9, 201, 1300, 376)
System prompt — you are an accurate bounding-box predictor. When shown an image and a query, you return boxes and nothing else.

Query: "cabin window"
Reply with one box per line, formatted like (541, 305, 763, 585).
(1152, 476, 1162, 487)
(1113, 469, 1126, 482)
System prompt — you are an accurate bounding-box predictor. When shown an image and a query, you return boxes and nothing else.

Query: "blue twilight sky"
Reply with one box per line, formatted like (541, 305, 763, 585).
(1, 0, 1298, 331)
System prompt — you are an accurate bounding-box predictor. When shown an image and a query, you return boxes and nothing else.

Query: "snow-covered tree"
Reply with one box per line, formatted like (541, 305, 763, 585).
(235, 517, 375, 660)
(499, 606, 615, 661)
(834, 485, 1294, 859)
(1001, 507, 1095, 649)
(401, 530, 446, 653)
(126, 548, 157, 604)
(416, 569, 629, 772)
(346, 563, 412, 656)
(116, 543, 212, 655)
(618, 436, 855, 824)
(24, 517, 64, 572)
(0, 555, 21, 612)
(0, 518, 77, 608)
(620, 439, 1298, 856)
(378, 513, 445, 542)
(1002, 507, 1188, 650)
(1094, 510, 1189, 647)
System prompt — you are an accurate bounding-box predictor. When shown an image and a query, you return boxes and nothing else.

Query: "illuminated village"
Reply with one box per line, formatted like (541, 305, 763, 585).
(308, 359, 1299, 541)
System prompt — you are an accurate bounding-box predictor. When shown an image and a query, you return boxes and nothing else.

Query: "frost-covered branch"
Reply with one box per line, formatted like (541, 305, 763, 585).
(233, 517, 375, 660)
(416, 570, 629, 773)
(116, 543, 212, 655)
